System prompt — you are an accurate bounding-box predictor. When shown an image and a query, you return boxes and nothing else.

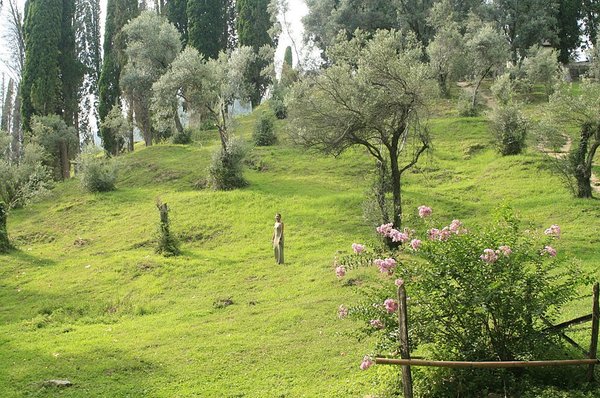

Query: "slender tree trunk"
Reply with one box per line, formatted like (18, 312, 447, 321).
(11, 91, 21, 163)
(390, 152, 402, 230)
(174, 105, 184, 134)
(60, 140, 70, 180)
(573, 123, 599, 198)
(438, 72, 449, 98)
(127, 100, 134, 152)
(472, 66, 492, 109)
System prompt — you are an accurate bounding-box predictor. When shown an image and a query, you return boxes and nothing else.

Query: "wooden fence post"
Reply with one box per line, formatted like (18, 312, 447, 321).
(587, 282, 599, 382)
(397, 282, 413, 398)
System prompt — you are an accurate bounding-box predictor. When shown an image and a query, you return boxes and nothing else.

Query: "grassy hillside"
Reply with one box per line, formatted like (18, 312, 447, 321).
(2, 100, 600, 397)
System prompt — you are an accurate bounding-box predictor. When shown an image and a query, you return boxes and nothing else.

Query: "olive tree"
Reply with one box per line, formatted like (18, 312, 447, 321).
(120, 12, 181, 146)
(465, 21, 509, 110)
(152, 46, 257, 189)
(0, 134, 52, 253)
(545, 81, 600, 198)
(288, 30, 432, 234)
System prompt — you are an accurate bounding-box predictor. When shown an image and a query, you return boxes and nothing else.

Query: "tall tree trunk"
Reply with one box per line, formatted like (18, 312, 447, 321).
(173, 105, 184, 134)
(10, 90, 21, 163)
(60, 140, 70, 180)
(390, 152, 402, 229)
(572, 123, 599, 198)
(127, 102, 134, 152)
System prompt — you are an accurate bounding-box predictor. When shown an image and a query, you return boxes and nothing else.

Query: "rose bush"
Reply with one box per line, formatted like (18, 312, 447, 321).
(335, 205, 589, 396)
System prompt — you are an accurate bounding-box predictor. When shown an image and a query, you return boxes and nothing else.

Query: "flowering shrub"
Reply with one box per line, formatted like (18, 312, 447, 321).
(335, 206, 588, 396)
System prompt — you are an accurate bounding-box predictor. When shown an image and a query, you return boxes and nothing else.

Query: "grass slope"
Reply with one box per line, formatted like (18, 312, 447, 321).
(1, 102, 600, 397)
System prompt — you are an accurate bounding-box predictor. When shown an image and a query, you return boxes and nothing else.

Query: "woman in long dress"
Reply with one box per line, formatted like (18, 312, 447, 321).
(272, 213, 284, 264)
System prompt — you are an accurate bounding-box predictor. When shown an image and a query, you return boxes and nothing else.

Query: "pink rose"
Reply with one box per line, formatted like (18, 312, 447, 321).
(544, 224, 561, 238)
(410, 239, 421, 250)
(360, 355, 374, 370)
(480, 248, 498, 264)
(439, 227, 451, 241)
(395, 278, 404, 287)
(418, 205, 432, 218)
(384, 298, 398, 313)
(370, 319, 384, 329)
(390, 230, 409, 243)
(449, 219, 463, 233)
(335, 266, 346, 278)
(498, 245, 512, 257)
(428, 228, 440, 241)
(338, 305, 348, 319)
(352, 243, 365, 254)
(376, 223, 394, 236)
(374, 258, 397, 274)
(542, 246, 557, 257)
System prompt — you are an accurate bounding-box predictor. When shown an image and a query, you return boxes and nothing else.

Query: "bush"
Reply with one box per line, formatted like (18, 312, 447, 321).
(489, 102, 529, 155)
(270, 82, 288, 119)
(253, 113, 276, 146)
(78, 147, 117, 193)
(335, 205, 587, 397)
(208, 138, 248, 190)
(457, 90, 482, 117)
(172, 128, 193, 145)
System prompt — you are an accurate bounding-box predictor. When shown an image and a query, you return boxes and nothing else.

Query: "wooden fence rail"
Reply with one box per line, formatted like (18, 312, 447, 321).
(378, 282, 600, 396)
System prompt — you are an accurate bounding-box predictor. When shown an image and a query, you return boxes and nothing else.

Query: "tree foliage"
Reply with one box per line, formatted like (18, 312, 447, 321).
(121, 11, 181, 147)
(236, 0, 276, 107)
(31, 114, 78, 180)
(546, 81, 600, 198)
(288, 30, 432, 233)
(98, 0, 140, 154)
(165, 0, 187, 46)
(187, 0, 227, 60)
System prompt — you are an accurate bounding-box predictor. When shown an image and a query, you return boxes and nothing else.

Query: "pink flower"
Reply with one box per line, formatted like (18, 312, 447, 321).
(418, 205, 432, 218)
(428, 228, 440, 241)
(544, 224, 561, 238)
(395, 278, 404, 287)
(439, 227, 452, 241)
(384, 298, 398, 313)
(480, 248, 498, 264)
(335, 266, 346, 278)
(360, 355, 374, 370)
(542, 246, 557, 257)
(352, 243, 365, 254)
(449, 219, 463, 233)
(374, 258, 397, 274)
(376, 223, 394, 236)
(498, 245, 512, 257)
(410, 239, 421, 250)
(390, 229, 409, 243)
(338, 305, 348, 319)
(370, 319, 384, 329)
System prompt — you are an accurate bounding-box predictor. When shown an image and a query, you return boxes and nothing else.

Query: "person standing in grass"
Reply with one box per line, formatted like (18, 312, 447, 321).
(272, 213, 284, 264)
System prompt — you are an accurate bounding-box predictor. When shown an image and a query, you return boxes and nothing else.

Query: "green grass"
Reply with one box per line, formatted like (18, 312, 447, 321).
(2, 99, 600, 397)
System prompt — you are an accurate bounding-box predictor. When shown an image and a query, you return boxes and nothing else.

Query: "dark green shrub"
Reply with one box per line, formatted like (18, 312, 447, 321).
(78, 148, 117, 193)
(270, 82, 287, 119)
(172, 128, 193, 144)
(208, 138, 248, 190)
(253, 113, 276, 146)
(490, 102, 529, 155)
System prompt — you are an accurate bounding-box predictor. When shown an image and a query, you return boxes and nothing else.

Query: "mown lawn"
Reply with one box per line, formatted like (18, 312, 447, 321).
(1, 98, 600, 397)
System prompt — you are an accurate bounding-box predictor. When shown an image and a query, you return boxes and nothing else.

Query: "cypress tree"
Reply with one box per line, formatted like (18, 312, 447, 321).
(59, 0, 83, 130)
(166, 0, 188, 46)
(98, 0, 139, 155)
(187, 0, 227, 59)
(236, 0, 275, 107)
(21, 0, 63, 132)
(284, 46, 293, 67)
(555, 0, 581, 64)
